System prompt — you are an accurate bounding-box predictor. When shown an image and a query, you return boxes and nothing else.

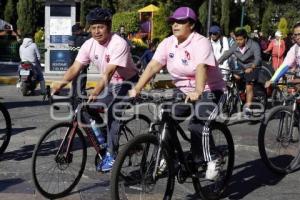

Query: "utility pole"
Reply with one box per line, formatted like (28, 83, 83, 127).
(207, 0, 212, 37)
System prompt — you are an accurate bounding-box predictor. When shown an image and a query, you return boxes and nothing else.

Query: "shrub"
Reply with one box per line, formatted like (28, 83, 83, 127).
(112, 11, 139, 34)
(34, 28, 44, 43)
(152, 3, 171, 42)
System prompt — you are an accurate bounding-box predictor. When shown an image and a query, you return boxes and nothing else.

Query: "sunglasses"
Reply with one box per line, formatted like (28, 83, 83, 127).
(209, 32, 219, 35)
(170, 19, 190, 25)
(293, 33, 300, 37)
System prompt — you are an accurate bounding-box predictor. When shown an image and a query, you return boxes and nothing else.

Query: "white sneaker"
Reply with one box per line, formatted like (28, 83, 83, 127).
(157, 158, 167, 175)
(205, 159, 221, 180)
(16, 82, 21, 88)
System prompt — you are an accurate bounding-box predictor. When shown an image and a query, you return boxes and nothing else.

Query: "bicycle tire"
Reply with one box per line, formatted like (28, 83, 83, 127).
(119, 114, 151, 145)
(94, 114, 151, 167)
(258, 106, 300, 174)
(111, 134, 175, 200)
(32, 122, 87, 199)
(194, 122, 235, 200)
(0, 103, 11, 154)
(253, 83, 268, 112)
(223, 92, 238, 124)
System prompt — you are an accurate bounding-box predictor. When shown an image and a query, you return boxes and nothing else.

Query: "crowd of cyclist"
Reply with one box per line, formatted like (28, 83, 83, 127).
(46, 5, 300, 199)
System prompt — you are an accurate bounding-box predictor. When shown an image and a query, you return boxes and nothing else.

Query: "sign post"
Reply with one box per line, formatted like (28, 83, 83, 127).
(44, 0, 76, 74)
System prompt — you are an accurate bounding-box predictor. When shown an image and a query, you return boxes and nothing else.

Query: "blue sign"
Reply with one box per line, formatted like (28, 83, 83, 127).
(50, 35, 70, 44)
(50, 50, 72, 71)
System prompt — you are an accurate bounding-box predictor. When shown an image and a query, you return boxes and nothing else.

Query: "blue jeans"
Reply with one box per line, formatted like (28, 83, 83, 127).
(82, 75, 138, 156)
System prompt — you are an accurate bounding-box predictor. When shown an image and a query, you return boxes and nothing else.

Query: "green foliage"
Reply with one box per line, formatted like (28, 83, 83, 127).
(277, 17, 288, 38)
(243, 25, 252, 33)
(4, 0, 16, 27)
(261, 1, 274, 36)
(198, 1, 208, 30)
(112, 11, 139, 33)
(152, 3, 171, 42)
(34, 27, 44, 43)
(220, 0, 230, 35)
(17, 0, 36, 37)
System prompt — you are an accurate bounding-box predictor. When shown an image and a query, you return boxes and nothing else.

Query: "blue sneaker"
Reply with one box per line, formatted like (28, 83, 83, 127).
(101, 152, 115, 172)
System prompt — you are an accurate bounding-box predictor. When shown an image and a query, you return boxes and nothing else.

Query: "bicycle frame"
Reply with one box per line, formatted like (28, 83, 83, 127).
(277, 93, 300, 144)
(55, 105, 105, 163)
(149, 107, 195, 181)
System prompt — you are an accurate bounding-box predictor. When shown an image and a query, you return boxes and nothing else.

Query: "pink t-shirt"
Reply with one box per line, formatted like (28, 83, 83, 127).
(152, 32, 225, 94)
(76, 33, 138, 83)
(281, 44, 300, 67)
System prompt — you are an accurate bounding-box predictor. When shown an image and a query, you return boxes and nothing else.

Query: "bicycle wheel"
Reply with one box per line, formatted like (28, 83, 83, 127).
(111, 134, 175, 200)
(193, 122, 235, 200)
(258, 106, 300, 174)
(0, 103, 11, 154)
(119, 114, 151, 146)
(253, 83, 267, 112)
(222, 92, 238, 124)
(32, 122, 87, 199)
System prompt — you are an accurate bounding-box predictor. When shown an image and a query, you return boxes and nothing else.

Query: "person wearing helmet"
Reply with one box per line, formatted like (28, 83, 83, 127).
(129, 6, 227, 183)
(209, 25, 230, 81)
(52, 7, 139, 172)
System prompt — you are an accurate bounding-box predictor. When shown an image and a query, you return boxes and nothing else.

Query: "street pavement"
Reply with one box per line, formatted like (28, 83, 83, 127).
(1, 84, 300, 200)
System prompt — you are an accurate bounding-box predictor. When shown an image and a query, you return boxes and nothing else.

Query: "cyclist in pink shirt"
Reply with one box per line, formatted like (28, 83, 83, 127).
(129, 7, 226, 182)
(52, 8, 139, 172)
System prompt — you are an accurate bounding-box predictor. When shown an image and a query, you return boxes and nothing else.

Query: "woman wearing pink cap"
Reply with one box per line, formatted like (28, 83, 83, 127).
(129, 7, 227, 181)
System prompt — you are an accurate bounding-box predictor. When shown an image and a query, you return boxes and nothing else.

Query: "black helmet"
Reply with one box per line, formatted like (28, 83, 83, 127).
(86, 7, 112, 24)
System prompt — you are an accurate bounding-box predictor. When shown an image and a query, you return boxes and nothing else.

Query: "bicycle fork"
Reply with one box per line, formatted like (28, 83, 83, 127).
(55, 121, 78, 164)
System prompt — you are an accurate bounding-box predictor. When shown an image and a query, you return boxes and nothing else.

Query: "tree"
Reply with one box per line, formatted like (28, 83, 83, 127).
(17, 0, 36, 37)
(198, 0, 208, 31)
(261, 1, 274, 36)
(220, 0, 230, 35)
(152, 3, 172, 42)
(4, 0, 17, 29)
(277, 17, 288, 38)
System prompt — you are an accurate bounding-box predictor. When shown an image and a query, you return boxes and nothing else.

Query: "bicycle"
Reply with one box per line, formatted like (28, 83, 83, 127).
(110, 90, 235, 200)
(270, 71, 300, 107)
(221, 67, 269, 123)
(258, 80, 300, 174)
(0, 100, 11, 155)
(31, 86, 151, 199)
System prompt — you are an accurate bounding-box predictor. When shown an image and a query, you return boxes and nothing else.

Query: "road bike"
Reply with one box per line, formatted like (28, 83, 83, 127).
(0, 100, 11, 155)
(31, 87, 151, 199)
(258, 81, 300, 174)
(110, 90, 235, 200)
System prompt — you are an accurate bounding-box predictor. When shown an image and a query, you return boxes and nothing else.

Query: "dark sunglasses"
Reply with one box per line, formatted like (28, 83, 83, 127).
(209, 32, 219, 35)
(170, 19, 190, 25)
(293, 33, 300, 37)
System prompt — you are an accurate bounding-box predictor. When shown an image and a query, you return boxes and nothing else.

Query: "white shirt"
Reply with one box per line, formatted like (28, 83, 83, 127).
(211, 36, 229, 71)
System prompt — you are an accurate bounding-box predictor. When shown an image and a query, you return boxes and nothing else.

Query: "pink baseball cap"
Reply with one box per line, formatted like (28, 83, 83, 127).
(168, 7, 197, 22)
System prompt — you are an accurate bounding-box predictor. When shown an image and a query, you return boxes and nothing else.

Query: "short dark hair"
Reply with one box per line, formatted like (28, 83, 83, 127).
(234, 28, 248, 39)
(293, 22, 300, 29)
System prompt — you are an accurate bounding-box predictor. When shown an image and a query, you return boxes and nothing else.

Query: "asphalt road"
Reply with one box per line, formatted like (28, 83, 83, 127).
(0, 84, 300, 200)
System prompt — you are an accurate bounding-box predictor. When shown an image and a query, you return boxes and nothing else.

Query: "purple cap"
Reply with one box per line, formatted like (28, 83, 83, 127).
(168, 7, 197, 21)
